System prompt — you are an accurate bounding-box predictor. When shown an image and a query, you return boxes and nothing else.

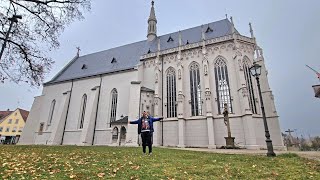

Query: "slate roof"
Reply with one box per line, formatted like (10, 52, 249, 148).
(46, 19, 236, 85)
(110, 116, 128, 125)
(141, 86, 155, 92)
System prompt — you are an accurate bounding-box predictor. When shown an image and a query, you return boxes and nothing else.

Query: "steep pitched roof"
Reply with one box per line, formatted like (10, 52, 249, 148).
(0, 110, 12, 121)
(18, 109, 29, 122)
(46, 19, 236, 85)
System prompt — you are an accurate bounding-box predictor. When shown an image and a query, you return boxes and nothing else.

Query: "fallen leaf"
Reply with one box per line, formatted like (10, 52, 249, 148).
(97, 173, 105, 178)
(69, 174, 76, 179)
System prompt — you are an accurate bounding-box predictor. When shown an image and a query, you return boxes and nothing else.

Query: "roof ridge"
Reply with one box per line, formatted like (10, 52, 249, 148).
(78, 19, 229, 59)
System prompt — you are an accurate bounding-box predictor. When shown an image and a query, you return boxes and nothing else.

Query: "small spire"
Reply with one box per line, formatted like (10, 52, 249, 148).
(147, 0, 157, 41)
(76, 46, 81, 56)
(149, 1, 156, 21)
(249, 22, 254, 38)
(179, 31, 182, 46)
(225, 14, 228, 19)
(230, 16, 235, 34)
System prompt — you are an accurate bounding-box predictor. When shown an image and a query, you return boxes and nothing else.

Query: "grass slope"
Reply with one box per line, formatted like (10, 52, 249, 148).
(0, 146, 319, 179)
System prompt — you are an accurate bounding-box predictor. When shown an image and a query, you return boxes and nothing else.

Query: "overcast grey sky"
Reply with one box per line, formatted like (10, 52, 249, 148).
(0, 0, 319, 136)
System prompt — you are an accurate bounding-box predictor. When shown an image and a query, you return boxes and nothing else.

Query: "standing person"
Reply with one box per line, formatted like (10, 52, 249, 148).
(128, 111, 163, 155)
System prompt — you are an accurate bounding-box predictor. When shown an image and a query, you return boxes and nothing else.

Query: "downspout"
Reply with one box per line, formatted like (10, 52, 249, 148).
(138, 86, 142, 145)
(92, 75, 102, 145)
(161, 55, 164, 146)
(60, 79, 73, 145)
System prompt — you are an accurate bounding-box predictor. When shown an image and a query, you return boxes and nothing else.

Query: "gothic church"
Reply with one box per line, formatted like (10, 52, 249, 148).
(19, 2, 285, 150)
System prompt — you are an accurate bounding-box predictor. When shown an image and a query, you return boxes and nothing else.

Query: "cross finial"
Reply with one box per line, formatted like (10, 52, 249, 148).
(76, 46, 81, 56)
(151, 0, 154, 6)
(225, 14, 228, 19)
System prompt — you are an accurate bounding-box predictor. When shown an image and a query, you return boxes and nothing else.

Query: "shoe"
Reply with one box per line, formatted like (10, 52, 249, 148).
(149, 152, 152, 156)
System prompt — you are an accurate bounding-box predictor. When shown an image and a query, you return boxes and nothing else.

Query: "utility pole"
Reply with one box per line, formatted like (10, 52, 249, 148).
(0, 15, 22, 61)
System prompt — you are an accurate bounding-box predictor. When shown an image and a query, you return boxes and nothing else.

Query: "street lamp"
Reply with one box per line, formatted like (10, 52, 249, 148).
(250, 63, 276, 157)
(0, 14, 22, 61)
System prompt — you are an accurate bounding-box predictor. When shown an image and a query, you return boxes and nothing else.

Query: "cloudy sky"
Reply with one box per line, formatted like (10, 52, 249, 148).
(0, 0, 319, 136)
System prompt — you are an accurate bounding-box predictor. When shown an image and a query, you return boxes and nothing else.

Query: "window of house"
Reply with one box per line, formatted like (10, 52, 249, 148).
(18, 127, 23, 132)
(166, 67, 177, 118)
(110, 89, 118, 124)
(243, 57, 257, 114)
(47, 99, 56, 127)
(0, 127, 3, 132)
(5, 127, 10, 132)
(8, 119, 12, 124)
(12, 127, 17, 132)
(15, 119, 19, 124)
(79, 94, 87, 129)
(189, 62, 202, 116)
(214, 56, 233, 114)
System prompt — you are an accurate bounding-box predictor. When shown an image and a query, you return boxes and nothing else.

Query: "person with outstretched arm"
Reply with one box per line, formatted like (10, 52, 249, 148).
(128, 111, 163, 155)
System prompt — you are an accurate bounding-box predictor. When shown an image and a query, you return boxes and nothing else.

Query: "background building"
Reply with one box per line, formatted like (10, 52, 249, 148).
(0, 108, 29, 144)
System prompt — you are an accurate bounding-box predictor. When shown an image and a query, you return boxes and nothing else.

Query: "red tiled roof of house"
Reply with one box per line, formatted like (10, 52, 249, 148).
(18, 109, 29, 122)
(0, 110, 12, 121)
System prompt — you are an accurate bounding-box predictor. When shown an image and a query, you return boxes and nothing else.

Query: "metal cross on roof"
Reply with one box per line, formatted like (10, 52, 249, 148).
(76, 46, 81, 56)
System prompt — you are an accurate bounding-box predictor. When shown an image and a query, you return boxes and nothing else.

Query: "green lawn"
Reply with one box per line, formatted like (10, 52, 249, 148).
(0, 146, 319, 179)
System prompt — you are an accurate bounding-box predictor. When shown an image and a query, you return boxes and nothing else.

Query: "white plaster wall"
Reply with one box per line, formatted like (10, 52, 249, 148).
(32, 82, 72, 145)
(34, 132, 51, 145)
(62, 77, 100, 144)
(62, 131, 82, 145)
(254, 117, 284, 150)
(141, 62, 156, 90)
(185, 119, 208, 147)
(163, 120, 178, 146)
(97, 70, 137, 130)
(94, 129, 112, 145)
(18, 96, 43, 145)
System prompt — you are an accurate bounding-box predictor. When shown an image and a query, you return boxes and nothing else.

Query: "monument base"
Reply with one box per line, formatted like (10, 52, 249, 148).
(224, 137, 235, 148)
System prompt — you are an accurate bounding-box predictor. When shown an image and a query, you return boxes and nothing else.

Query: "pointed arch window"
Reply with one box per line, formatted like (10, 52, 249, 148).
(79, 94, 87, 129)
(214, 57, 233, 114)
(243, 57, 257, 114)
(166, 67, 177, 118)
(189, 62, 202, 116)
(110, 89, 118, 124)
(47, 99, 56, 127)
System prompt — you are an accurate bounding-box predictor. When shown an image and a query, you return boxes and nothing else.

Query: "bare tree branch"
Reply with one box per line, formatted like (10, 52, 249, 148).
(0, 0, 91, 86)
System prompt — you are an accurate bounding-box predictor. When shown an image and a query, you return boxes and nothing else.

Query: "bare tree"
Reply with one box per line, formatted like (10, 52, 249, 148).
(0, 0, 91, 86)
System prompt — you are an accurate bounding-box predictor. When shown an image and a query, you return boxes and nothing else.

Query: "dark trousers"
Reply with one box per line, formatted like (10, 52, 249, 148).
(141, 132, 152, 153)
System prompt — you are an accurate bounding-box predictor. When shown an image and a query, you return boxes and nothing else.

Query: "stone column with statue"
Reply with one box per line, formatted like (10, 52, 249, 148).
(223, 103, 235, 148)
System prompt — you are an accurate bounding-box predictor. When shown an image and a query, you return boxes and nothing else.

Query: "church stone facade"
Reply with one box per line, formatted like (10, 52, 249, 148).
(19, 2, 285, 150)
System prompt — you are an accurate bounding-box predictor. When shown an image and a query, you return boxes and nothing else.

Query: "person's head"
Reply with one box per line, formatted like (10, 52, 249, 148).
(142, 111, 148, 118)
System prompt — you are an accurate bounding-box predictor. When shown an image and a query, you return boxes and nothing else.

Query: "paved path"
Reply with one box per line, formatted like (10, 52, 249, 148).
(163, 147, 320, 161)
